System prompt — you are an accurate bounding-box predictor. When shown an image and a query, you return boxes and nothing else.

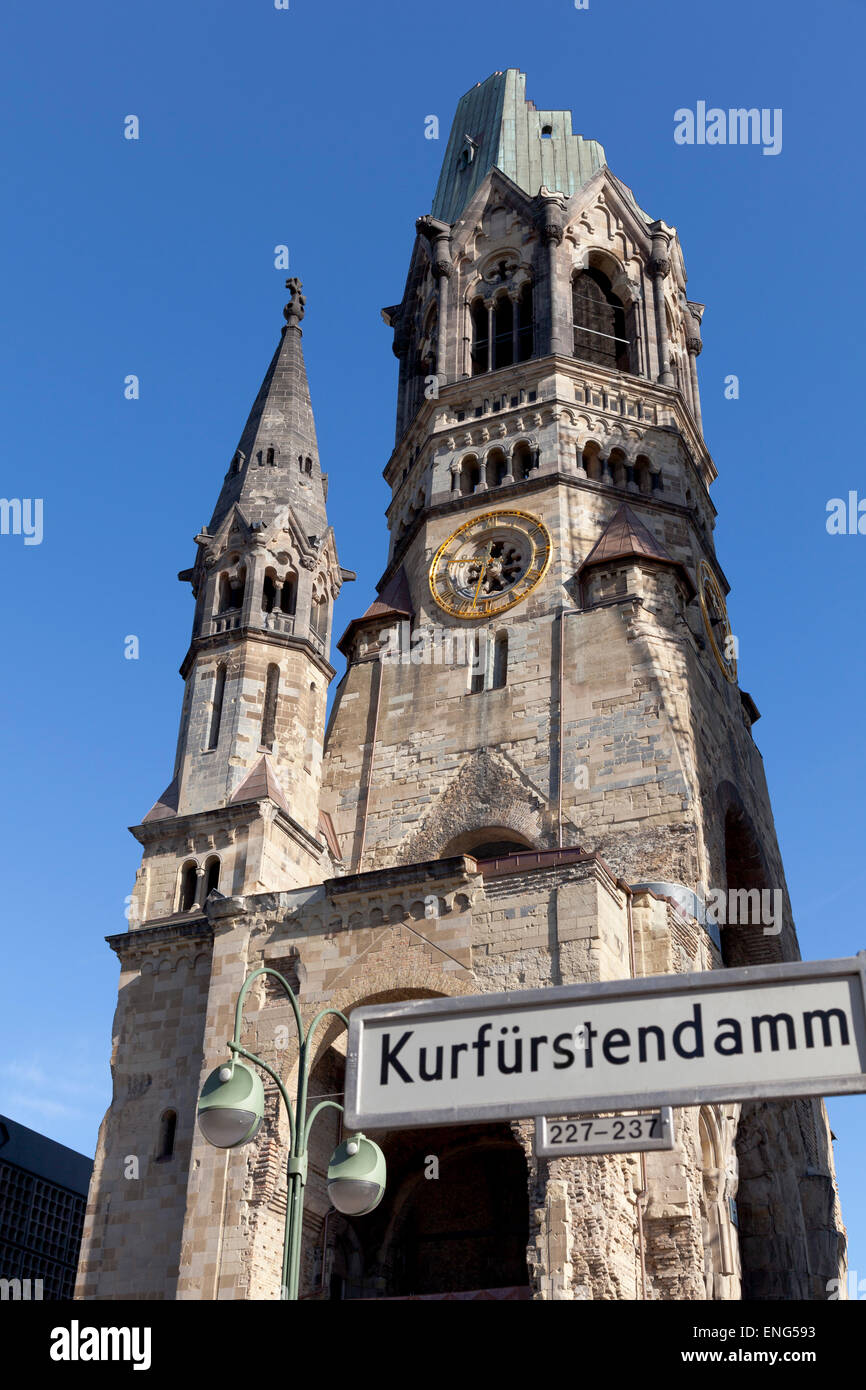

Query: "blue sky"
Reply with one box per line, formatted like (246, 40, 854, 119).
(1, 0, 864, 1283)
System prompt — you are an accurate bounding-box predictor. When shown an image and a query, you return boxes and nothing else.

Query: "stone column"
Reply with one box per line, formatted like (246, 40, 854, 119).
(648, 221, 674, 386)
(686, 301, 705, 433)
(538, 193, 568, 356)
(416, 215, 452, 385)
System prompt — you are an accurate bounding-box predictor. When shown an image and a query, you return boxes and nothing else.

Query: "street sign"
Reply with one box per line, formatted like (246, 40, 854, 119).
(535, 1108, 674, 1157)
(344, 954, 866, 1131)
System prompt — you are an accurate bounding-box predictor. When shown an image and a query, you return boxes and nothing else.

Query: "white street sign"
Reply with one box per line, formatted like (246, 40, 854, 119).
(344, 955, 866, 1131)
(535, 1108, 674, 1157)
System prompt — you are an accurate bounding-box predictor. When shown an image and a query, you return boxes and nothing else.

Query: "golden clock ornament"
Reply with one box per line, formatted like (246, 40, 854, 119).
(697, 558, 737, 684)
(428, 509, 552, 619)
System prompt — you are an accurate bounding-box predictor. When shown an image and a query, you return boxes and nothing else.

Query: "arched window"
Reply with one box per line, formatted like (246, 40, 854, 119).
(208, 664, 226, 750)
(517, 282, 533, 362)
(608, 447, 628, 490)
(261, 664, 279, 751)
(470, 299, 489, 375)
(262, 573, 277, 613)
(218, 566, 246, 613)
(634, 455, 652, 494)
(203, 856, 220, 901)
(310, 594, 328, 646)
(460, 455, 481, 495)
(572, 268, 634, 372)
(179, 860, 198, 913)
(492, 632, 508, 689)
(493, 295, 513, 369)
(469, 632, 485, 694)
(512, 442, 534, 481)
(280, 573, 297, 616)
(486, 449, 508, 489)
(156, 1110, 177, 1162)
(266, 446, 275, 466)
(581, 441, 602, 481)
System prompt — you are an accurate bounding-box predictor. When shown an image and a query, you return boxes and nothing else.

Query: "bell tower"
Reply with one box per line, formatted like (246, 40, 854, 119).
(78, 71, 845, 1306)
(131, 278, 349, 924)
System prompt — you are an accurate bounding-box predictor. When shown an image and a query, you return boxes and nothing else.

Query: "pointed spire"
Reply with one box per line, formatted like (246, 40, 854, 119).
(208, 279, 327, 534)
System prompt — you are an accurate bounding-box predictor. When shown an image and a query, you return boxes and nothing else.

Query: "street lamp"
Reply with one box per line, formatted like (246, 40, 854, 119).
(196, 967, 385, 1300)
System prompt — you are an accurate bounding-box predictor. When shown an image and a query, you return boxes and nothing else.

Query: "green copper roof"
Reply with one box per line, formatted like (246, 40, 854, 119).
(432, 69, 606, 225)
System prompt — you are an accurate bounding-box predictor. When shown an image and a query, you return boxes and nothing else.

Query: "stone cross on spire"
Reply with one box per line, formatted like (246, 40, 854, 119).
(284, 277, 306, 326)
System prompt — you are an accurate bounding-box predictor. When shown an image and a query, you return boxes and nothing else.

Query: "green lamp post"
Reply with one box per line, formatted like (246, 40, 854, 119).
(196, 968, 385, 1300)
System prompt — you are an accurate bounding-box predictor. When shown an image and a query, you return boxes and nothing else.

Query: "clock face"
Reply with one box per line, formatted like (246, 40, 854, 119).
(429, 509, 552, 619)
(698, 559, 737, 683)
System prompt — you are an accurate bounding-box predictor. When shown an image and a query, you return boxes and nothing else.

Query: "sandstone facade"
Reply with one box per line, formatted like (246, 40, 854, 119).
(76, 70, 845, 1302)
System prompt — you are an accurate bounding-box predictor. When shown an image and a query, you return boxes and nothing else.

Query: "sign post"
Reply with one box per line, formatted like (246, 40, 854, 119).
(344, 954, 866, 1131)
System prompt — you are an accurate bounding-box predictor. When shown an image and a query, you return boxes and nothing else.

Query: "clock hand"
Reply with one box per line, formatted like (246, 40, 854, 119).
(471, 543, 493, 613)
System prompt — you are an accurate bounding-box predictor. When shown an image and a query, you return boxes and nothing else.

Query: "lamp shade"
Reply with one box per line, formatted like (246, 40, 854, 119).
(327, 1134, 386, 1215)
(197, 1060, 265, 1148)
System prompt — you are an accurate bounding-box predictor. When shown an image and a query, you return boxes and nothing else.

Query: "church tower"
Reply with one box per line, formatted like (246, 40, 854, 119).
(78, 71, 845, 1304)
(131, 278, 349, 924)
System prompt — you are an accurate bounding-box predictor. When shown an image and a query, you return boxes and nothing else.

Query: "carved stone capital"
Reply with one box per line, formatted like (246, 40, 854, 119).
(648, 256, 670, 279)
(686, 335, 703, 357)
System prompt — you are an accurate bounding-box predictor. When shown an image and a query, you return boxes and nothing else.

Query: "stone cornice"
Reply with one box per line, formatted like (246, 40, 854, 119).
(106, 915, 213, 958)
(130, 797, 325, 860)
(178, 624, 335, 682)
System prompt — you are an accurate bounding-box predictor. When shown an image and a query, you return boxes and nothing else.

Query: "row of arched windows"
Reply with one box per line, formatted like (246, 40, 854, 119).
(467, 268, 637, 377)
(470, 285, 533, 376)
(214, 569, 324, 634)
(446, 443, 656, 498)
(579, 444, 656, 493)
(453, 442, 537, 496)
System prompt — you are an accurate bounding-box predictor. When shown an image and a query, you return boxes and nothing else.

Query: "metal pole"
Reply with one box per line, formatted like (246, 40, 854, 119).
(226, 968, 349, 1300)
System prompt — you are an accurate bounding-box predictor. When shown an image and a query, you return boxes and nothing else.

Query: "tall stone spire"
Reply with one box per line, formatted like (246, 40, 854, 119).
(208, 277, 327, 535)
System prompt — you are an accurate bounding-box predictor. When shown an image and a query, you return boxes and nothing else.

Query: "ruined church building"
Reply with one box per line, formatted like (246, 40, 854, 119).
(77, 71, 845, 1301)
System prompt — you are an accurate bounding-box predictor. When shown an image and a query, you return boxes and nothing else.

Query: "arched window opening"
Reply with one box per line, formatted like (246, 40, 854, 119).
(517, 282, 533, 362)
(203, 856, 220, 901)
(634, 455, 652, 494)
(330, 1124, 530, 1298)
(699, 1108, 739, 1299)
(280, 573, 297, 615)
(219, 566, 246, 614)
(541, 124, 552, 137)
(470, 299, 489, 376)
(310, 593, 328, 646)
(486, 449, 508, 489)
(156, 1110, 177, 1162)
(208, 664, 226, 750)
(572, 268, 633, 372)
(581, 441, 602, 481)
(443, 828, 535, 860)
(460, 455, 481, 495)
(493, 295, 514, 370)
(261, 664, 280, 751)
(491, 632, 508, 689)
(512, 442, 534, 481)
(266, 446, 275, 466)
(179, 861, 198, 913)
(469, 632, 485, 694)
(262, 573, 277, 613)
(609, 448, 628, 490)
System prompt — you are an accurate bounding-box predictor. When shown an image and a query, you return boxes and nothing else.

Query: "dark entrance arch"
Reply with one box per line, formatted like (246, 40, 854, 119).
(329, 1122, 530, 1299)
